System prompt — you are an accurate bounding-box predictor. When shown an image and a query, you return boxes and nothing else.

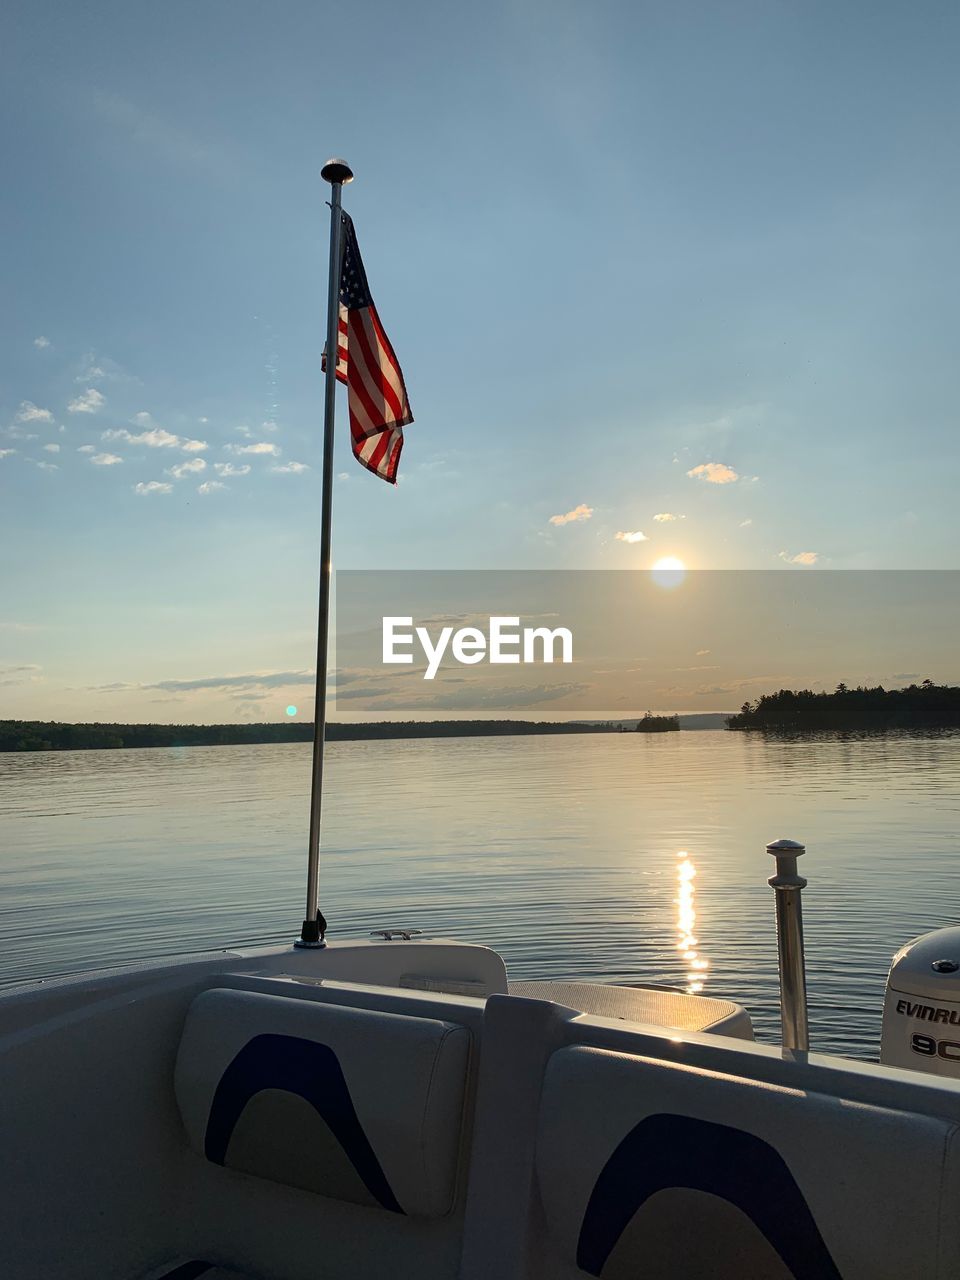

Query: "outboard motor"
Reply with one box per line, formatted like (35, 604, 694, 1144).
(880, 927, 960, 1076)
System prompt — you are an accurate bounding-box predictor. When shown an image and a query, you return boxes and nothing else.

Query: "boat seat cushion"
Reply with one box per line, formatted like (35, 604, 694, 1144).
(535, 1045, 960, 1280)
(175, 988, 470, 1219)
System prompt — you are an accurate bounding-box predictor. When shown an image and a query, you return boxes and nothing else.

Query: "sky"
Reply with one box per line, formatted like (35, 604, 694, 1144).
(333, 571, 960, 720)
(1, 0, 958, 723)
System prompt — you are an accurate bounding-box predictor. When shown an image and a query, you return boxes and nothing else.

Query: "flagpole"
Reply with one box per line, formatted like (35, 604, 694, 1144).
(296, 156, 353, 949)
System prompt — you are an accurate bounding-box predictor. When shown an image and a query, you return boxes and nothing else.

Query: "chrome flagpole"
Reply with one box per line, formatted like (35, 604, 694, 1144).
(296, 156, 353, 948)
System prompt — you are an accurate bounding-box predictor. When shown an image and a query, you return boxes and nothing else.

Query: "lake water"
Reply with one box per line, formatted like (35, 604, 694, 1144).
(1, 730, 959, 1059)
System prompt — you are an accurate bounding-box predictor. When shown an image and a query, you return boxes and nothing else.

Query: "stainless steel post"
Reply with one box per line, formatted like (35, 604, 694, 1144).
(297, 157, 353, 949)
(767, 837, 809, 1050)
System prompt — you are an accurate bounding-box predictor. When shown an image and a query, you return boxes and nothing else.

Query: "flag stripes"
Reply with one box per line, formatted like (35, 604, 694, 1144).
(327, 215, 412, 484)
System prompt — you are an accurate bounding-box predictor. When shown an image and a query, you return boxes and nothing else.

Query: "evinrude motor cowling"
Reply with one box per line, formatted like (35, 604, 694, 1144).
(880, 927, 960, 1077)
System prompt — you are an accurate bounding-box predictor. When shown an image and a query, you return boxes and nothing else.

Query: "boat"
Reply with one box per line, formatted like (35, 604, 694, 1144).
(5, 876, 960, 1279)
(6, 163, 960, 1280)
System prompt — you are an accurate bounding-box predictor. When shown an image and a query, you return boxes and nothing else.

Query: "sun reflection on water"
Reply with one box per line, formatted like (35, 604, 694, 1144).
(675, 850, 709, 994)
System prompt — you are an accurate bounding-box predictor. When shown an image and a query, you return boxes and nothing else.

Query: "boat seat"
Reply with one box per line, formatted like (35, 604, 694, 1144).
(535, 1044, 960, 1279)
(507, 980, 752, 1036)
(175, 987, 470, 1220)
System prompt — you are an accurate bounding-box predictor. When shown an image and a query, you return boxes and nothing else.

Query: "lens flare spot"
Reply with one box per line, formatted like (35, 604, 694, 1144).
(286, 705, 298, 717)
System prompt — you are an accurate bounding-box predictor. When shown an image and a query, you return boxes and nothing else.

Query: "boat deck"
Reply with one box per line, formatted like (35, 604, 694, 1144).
(507, 979, 752, 1035)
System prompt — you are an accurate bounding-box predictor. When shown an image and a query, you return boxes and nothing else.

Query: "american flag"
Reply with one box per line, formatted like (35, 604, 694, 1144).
(327, 214, 412, 484)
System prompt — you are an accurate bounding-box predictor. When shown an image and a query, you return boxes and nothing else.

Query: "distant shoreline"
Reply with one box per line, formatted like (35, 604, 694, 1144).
(7, 689, 957, 749)
(727, 682, 960, 731)
(0, 715, 729, 752)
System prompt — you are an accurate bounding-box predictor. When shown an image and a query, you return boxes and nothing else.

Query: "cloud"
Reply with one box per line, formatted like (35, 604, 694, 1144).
(365, 681, 591, 713)
(235, 425, 254, 438)
(657, 674, 785, 699)
(73, 352, 133, 385)
(0, 449, 15, 459)
(739, 518, 753, 527)
(197, 480, 226, 494)
(326, 670, 364, 688)
(17, 400, 55, 424)
(687, 462, 739, 484)
(779, 551, 819, 566)
(33, 336, 50, 349)
(68, 388, 105, 414)
(615, 530, 648, 544)
(271, 461, 309, 474)
(653, 512, 684, 522)
(105, 426, 173, 446)
(696, 649, 710, 656)
(226, 441, 281, 457)
(29, 459, 58, 471)
(330, 686, 393, 701)
(90, 452, 123, 466)
(549, 503, 593, 526)
(77, 444, 96, 453)
(261, 419, 278, 433)
(0, 663, 42, 687)
(104, 425, 207, 452)
(88, 670, 319, 695)
(167, 458, 206, 479)
(214, 462, 250, 477)
(43, 443, 60, 453)
(150, 670, 315, 693)
(134, 481, 173, 495)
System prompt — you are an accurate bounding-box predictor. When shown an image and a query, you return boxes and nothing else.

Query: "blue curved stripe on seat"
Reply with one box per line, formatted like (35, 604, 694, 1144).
(204, 1032, 403, 1214)
(576, 1112, 843, 1279)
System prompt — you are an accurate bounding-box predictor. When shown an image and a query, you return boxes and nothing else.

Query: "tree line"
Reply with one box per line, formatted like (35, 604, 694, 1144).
(0, 718, 629, 753)
(726, 681, 960, 731)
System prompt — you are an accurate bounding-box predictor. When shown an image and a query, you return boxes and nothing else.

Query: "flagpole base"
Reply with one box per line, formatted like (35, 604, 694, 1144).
(295, 913, 328, 949)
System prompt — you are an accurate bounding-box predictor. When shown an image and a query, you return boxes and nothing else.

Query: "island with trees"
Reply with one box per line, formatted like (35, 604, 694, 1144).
(726, 681, 960, 731)
(635, 712, 680, 733)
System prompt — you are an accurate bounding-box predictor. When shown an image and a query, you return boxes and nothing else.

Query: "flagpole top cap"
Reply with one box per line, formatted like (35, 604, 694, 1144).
(321, 158, 354, 185)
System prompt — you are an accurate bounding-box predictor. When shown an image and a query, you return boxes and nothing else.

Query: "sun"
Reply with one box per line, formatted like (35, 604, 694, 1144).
(651, 556, 686, 588)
